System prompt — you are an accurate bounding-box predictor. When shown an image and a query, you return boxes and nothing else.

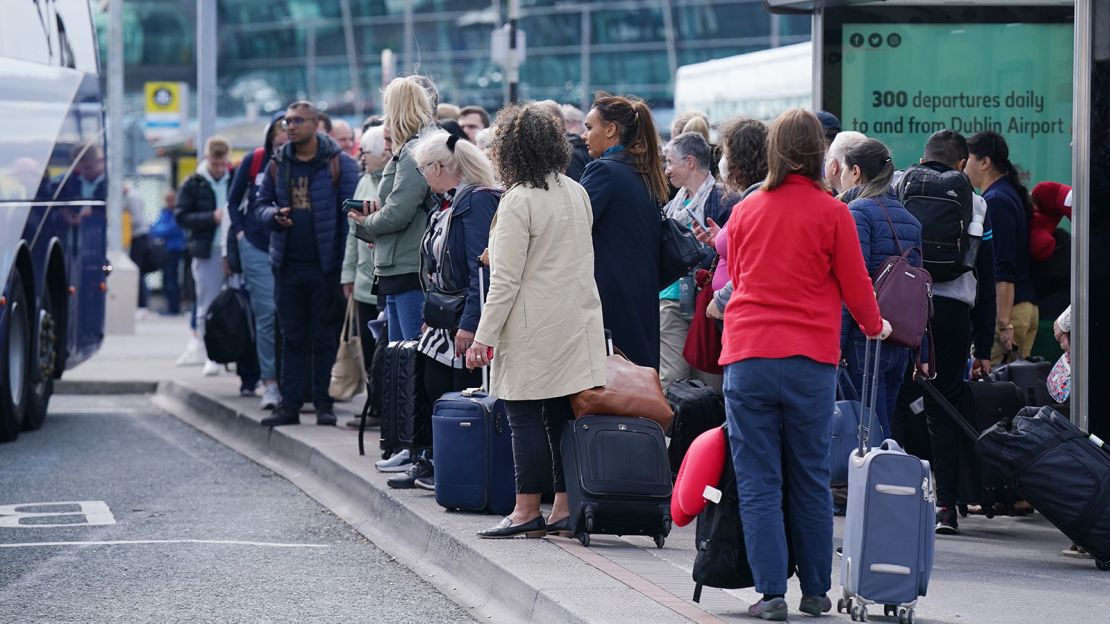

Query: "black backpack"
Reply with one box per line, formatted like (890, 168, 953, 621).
(665, 380, 725, 475)
(692, 427, 795, 602)
(897, 164, 975, 282)
(203, 288, 255, 364)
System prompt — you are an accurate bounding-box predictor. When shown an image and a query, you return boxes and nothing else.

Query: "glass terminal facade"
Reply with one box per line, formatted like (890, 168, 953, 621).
(97, 0, 808, 116)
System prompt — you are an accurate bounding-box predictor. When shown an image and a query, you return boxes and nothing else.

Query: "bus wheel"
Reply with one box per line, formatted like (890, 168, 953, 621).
(0, 269, 31, 442)
(24, 281, 56, 431)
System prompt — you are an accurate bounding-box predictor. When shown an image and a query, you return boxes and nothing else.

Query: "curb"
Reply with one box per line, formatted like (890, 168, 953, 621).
(149, 380, 693, 624)
(55, 380, 160, 395)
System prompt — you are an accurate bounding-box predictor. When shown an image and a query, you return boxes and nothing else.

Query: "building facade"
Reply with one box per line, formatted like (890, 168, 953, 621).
(99, 0, 808, 117)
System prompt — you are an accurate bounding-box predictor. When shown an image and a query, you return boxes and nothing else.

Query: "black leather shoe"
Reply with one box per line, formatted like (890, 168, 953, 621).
(316, 407, 337, 426)
(261, 408, 300, 427)
(477, 516, 547, 539)
(545, 516, 571, 537)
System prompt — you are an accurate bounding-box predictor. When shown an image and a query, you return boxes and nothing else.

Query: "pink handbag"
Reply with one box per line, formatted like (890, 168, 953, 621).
(1048, 352, 1070, 403)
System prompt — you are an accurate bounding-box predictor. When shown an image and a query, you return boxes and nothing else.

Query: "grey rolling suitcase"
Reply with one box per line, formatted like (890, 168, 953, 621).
(839, 339, 936, 624)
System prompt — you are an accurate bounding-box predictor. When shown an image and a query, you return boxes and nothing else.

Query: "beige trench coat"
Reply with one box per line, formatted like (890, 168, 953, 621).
(474, 173, 608, 401)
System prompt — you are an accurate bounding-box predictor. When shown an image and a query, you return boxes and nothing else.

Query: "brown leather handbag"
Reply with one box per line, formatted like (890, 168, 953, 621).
(571, 348, 675, 432)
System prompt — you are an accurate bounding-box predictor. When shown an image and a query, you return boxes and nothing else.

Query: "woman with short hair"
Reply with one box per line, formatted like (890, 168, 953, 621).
(466, 103, 607, 539)
(721, 109, 889, 620)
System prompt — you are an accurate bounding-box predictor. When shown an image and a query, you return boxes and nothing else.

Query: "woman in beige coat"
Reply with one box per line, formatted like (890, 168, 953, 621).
(467, 103, 607, 539)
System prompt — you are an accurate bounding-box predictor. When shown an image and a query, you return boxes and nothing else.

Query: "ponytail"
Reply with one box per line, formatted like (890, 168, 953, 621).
(842, 138, 895, 200)
(968, 131, 1034, 223)
(593, 93, 670, 205)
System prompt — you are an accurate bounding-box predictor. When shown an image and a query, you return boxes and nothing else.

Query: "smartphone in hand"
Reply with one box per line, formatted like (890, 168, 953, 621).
(683, 206, 707, 230)
(341, 198, 365, 214)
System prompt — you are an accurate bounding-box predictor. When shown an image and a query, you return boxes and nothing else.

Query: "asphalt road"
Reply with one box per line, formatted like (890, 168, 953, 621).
(0, 395, 478, 624)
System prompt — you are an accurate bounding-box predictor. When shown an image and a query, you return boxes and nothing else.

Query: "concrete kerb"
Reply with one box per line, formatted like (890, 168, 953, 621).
(55, 380, 159, 395)
(147, 380, 596, 624)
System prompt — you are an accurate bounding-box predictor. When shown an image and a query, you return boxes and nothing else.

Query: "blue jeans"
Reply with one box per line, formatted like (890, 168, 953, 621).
(386, 288, 425, 341)
(162, 250, 182, 315)
(844, 339, 911, 440)
(275, 264, 342, 411)
(238, 238, 277, 381)
(724, 357, 836, 596)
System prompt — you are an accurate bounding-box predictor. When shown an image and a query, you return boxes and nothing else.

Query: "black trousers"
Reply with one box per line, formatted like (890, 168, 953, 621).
(416, 353, 481, 453)
(275, 264, 342, 412)
(504, 396, 575, 494)
(923, 296, 973, 508)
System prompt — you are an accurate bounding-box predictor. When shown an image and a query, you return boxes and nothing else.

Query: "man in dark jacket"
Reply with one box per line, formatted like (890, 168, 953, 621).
(256, 101, 360, 427)
(228, 112, 287, 410)
(175, 136, 232, 377)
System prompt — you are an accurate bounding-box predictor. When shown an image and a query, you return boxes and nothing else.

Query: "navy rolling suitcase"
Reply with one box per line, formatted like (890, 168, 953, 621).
(561, 415, 673, 548)
(831, 367, 883, 487)
(977, 406, 1110, 571)
(431, 386, 515, 515)
(431, 265, 516, 515)
(840, 339, 935, 624)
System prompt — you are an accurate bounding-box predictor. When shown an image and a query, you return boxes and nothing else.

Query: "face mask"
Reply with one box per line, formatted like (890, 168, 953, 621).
(718, 155, 728, 177)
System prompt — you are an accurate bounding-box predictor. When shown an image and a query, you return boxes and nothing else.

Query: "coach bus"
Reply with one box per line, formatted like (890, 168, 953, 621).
(0, 0, 107, 442)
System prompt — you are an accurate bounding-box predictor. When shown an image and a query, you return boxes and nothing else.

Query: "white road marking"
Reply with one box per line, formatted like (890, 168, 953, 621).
(0, 539, 329, 549)
(0, 501, 116, 527)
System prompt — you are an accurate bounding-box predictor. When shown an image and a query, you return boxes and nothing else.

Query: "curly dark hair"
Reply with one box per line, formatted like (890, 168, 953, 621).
(491, 103, 570, 190)
(719, 118, 769, 192)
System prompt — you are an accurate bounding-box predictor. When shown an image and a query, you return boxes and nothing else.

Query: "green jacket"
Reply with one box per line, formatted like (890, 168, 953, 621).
(355, 140, 435, 277)
(341, 173, 379, 304)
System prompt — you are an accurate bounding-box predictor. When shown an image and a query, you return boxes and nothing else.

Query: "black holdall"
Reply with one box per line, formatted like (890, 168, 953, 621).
(659, 211, 704, 286)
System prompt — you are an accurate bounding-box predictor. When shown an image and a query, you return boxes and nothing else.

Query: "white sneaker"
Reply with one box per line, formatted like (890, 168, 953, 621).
(202, 360, 222, 376)
(260, 384, 282, 410)
(176, 337, 205, 366)
(375, 449, 412, 473)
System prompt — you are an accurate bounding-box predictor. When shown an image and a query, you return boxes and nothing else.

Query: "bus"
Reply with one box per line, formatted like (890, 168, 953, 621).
(0, 0, 107, 442)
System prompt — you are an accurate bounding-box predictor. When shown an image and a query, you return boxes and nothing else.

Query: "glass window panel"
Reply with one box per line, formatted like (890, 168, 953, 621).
(0, 3, 53, 65)
(592, 8, 665, 45)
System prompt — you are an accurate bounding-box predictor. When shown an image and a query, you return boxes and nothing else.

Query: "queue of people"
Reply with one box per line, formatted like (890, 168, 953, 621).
(161, 77, 1070, 620)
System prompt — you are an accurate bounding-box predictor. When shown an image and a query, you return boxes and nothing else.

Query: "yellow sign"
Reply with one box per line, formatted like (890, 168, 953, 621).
(145, 82, 182, 114)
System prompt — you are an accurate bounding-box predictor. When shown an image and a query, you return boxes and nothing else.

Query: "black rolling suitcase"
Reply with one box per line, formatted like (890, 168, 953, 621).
(978, 406, 1110, 571)
(918, 377, 1025, 516)
(990, 359, 1054, 407)
(377, 340, 430, 459)
(561, 415, 673, 548)
(665, 380, 725, 475)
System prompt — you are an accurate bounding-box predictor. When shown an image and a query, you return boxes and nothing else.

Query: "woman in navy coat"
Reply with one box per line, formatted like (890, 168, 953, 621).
(580, 93, 671, 369)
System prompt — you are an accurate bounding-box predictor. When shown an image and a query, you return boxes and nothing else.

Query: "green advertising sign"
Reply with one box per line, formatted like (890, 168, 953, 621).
(840, 22, 1073, 186)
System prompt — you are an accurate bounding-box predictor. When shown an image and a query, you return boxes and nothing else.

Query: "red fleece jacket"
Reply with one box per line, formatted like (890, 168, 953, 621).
(720, 174, 883, 367)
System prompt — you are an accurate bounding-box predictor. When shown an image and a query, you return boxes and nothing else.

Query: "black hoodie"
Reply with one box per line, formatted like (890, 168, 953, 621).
(228, 112, 285, 252)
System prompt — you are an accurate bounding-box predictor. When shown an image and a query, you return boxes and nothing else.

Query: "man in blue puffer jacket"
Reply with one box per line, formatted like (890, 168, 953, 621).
(255, 101, 360, 427)
(836, 138, 924, 440)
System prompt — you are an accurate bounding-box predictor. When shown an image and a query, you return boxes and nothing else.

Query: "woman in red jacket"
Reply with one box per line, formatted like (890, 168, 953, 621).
(720, 109, 890, 621)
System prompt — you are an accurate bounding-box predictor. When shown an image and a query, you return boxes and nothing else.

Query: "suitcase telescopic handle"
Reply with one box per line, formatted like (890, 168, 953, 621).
(857, 338, 883, 457)
(478, 258, 491, 395)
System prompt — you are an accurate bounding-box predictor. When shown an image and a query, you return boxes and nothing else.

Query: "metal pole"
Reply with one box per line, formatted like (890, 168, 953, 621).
(770, 13, 781, 48)
(493, 0, 508, 106)
(107, 0, 124, 253)
(403, 0, 415, 73)
(1071, 0, 1092, 431)
(661, 0, 678, 93)
(339, 0, 364, 116)
(196, 0, 217, 153)
(307, 24, 317, 98)
(810, 8, 824, 111)
(508, 0, 520, 103)
(579, 7, 591, 112)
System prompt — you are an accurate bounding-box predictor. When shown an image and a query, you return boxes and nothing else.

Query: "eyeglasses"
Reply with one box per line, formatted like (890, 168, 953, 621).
(281, 116, 315, 129)
(416, 161, 440, 176)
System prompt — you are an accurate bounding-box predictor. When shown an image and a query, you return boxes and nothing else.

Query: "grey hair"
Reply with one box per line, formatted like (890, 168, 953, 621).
(535, 100, 565, 126)
(667, 131, 713, 172)
(561, 104, 585, 131)
(407, 75, 440, 109)
(360, 125, 386, 157)
(826, 130, 867, 168)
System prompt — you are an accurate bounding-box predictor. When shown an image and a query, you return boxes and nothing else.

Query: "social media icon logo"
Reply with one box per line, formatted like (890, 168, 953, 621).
(868, 33, 883, 48)
(850, 33, 864, 48)
(887, 33, 902, 48)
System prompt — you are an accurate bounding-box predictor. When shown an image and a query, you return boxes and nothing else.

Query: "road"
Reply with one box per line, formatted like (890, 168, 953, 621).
(0, 395, 478, 624)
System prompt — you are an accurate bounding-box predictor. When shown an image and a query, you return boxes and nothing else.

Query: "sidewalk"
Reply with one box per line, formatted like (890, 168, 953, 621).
(63, 315, 1109, 623)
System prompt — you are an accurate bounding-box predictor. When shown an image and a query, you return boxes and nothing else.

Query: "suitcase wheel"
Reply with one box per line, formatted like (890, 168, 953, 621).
(896, 607, 915, 624)
(850, 603, 868, 622)
(837, 598, 848, 614)
(1097, 559, 1110, 571)
(884, 605, 896, 617)
(654, 534, 666, 549)
(576, 532, 590, 547)
(584, 507, 596, 533)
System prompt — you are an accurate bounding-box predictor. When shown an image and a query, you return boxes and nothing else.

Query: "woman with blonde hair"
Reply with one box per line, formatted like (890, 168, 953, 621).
(351, 78, 437, 341)
(720, 109, 890, 620)
(466, 103, 607, 538)
(383, 129, 502, 490)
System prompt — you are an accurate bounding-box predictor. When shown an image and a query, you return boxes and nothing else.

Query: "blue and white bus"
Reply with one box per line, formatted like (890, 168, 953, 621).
(0, 0, 106, 442)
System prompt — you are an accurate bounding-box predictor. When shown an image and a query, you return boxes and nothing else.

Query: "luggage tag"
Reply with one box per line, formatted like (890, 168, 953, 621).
(702, 485, 722, 504)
